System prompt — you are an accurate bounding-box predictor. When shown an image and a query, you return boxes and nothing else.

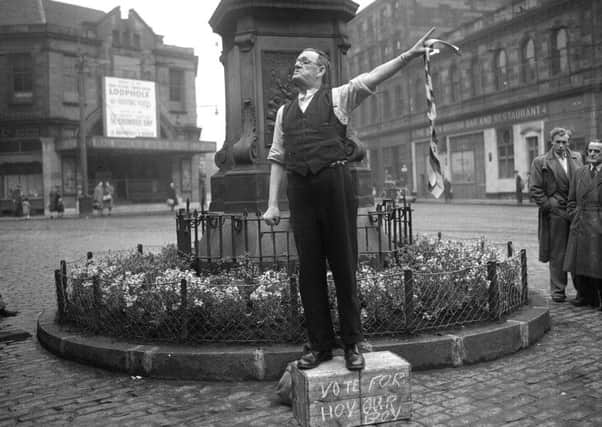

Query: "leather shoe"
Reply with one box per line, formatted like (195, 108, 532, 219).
(297, 350, 332, 369)
(570, 298, 587, 307)
(551, 296, 566, 303)
(344, 344, 365, 371)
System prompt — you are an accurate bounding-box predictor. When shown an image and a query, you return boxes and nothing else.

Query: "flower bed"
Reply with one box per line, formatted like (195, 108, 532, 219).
(56, 237, 526, 344)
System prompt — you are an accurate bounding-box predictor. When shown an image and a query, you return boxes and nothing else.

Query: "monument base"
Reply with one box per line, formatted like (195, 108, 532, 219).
(292, 351, 411, 427)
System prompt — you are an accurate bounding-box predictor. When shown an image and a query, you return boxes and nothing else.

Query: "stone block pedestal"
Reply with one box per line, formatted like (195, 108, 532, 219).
(292, 351, 411, 426)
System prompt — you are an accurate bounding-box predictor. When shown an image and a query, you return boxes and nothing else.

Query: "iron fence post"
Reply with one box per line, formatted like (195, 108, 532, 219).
(487, 261, 500, 320)
(289, 269, 300, 341)
(92, 275, 101, 332)
(404, 269, 414, 332)
(60, 260, 68, 299)
(520, 249, 528, 305)
(54, 269, 65, 323)
(180, 279, 188, 341)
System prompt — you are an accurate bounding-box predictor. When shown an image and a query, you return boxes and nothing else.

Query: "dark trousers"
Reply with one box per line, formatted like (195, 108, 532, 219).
(548, 213, 570, 299)
(574, 275, 602, 307)
(287, 164, 362, 351)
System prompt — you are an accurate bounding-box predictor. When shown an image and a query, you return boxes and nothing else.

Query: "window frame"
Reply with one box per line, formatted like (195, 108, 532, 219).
(11, 53, 33, 103)
(169, 68, 185, 103)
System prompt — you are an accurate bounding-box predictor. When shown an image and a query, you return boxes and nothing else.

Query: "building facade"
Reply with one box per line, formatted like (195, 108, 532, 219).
(0, 0, 215, 215)
(346, 0, 601, 199)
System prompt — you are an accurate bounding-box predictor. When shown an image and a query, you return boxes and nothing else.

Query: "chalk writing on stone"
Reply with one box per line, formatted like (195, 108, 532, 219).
(367, 371, 407, 392)
(320, 400, 358, 421)
(319, 379, 360, 399)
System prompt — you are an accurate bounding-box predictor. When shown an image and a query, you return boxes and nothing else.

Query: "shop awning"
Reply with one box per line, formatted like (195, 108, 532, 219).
(56, 137, 216, 154)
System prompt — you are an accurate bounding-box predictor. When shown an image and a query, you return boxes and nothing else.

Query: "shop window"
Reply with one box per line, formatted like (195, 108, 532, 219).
(497, 128, 514, 178)
(527, 136, 539, 167)
(1, 174, 43, 199)
(62, 157, 78, 194)
(571, 137, 586, 157)
(11, 54, 33, 102)
(551, 28, 569, 75)
(169, 69, 185, 102)
(181, 158, 192, 192)
(494, 49, 508, 90)
(521, 38, 537, 83)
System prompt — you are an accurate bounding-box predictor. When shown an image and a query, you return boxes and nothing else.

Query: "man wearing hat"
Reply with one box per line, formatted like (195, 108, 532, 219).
(563, 139, 602, 309)
(530, 128, 583, 302)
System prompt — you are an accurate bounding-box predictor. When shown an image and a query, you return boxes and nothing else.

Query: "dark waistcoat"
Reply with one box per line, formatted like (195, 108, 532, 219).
(282, 88, 346, 175)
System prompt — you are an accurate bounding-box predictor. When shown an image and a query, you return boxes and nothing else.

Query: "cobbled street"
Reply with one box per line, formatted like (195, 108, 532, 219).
(1, 203, 601, 426)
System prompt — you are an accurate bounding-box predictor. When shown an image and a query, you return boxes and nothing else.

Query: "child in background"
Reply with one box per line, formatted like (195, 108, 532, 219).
(22, 197, 31, 219)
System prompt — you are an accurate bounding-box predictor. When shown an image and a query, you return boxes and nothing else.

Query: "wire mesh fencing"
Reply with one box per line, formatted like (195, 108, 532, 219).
(53, 240, 528, 344)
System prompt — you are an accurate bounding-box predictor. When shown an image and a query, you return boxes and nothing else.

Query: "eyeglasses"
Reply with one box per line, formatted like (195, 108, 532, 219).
(295, 57, 318, 66)
(587, 148, 601, 153)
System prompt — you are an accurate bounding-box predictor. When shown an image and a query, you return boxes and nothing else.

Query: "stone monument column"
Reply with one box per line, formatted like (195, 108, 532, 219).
(209, 0, 372, 214)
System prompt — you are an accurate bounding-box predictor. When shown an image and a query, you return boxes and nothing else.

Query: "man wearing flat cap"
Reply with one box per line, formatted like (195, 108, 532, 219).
(529, 127, 583, 302)
(563, 139, 602, 309)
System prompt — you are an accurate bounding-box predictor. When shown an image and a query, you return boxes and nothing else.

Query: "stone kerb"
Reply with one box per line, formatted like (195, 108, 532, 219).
(36, 291, 550, 381)
(292, 351, 411, 427)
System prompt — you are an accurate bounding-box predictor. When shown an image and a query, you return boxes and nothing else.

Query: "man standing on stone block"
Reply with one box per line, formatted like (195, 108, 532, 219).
(529, 127, 583, 303)
(263, 28, 436, 370)
(563, 139, 602, 310)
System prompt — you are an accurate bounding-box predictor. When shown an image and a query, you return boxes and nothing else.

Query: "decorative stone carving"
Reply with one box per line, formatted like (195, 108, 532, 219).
(234, 32, 257, 52)
(262, 51, 298, 148)
(232, 99, 258, 165)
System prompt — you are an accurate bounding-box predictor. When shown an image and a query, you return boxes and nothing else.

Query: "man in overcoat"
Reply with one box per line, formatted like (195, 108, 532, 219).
(563, 139, 602, 309)
(529, 127, 583, 302)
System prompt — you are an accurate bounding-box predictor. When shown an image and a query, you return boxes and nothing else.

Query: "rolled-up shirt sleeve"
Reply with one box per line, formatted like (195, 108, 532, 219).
(332, 73, 375, 125)
(267, 105, 286, 165)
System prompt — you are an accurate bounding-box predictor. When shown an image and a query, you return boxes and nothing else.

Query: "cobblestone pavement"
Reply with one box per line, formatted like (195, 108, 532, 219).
(1, 204, 601, 426)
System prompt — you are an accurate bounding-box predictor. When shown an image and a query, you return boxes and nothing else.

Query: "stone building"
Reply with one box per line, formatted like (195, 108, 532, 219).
(0, 0, 215, 215)
(346, 0, 601, 199)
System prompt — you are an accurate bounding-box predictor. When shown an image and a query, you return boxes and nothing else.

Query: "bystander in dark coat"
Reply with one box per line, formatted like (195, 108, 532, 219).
(529, 127, 582, 302)
(563, 140, 602, 309)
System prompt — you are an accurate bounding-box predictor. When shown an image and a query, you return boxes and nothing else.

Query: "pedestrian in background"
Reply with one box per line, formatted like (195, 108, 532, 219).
(93, 181, 104, 215)
(514, 170, 524, 204)
(103, 180, 114, 216)
(167, 181, 178, 211)
(21, 197, 31, 219)
(11, 185, 23, 217)
(563, 139, 602, 309)
(48, 185, 64, 218)
(529, 127, 583, 302)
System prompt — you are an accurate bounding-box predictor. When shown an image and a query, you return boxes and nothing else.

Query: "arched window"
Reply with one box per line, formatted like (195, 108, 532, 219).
(494, 49, 508, 90)
(450, 64, 461, 102)
(551, 28, 569, 74)
(521, 38, 536, 83)
(470, 57, 481, 97)
(413, 76, 423, 112)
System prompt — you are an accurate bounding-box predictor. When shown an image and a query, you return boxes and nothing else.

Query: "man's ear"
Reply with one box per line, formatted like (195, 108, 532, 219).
(317, 65, 326, 79)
